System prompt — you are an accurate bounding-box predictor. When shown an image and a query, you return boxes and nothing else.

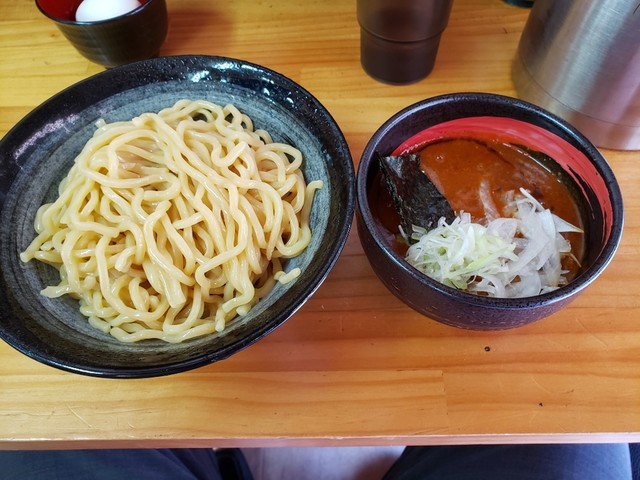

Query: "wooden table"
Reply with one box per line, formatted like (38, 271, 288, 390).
(1, 0, 639, 449)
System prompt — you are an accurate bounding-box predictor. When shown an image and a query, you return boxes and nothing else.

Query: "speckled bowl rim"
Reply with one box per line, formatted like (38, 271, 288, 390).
(357, 92, 624, 312)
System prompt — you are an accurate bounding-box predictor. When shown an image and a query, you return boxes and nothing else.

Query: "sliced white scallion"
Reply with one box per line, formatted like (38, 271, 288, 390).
(405, 188, 583, 298)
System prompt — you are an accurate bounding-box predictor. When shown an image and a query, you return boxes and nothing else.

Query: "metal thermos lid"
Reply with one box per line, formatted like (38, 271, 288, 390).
(513, 0, 640, 150)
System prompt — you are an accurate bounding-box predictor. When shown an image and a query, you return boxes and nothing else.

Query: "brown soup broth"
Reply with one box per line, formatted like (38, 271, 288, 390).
(369, 137, 586, 281)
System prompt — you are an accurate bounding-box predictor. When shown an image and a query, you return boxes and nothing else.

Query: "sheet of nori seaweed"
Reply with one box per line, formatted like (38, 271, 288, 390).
(379, 154, 455, 242)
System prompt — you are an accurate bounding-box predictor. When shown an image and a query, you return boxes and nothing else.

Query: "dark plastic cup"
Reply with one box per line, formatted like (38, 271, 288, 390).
(357, 0, 453, 84)
(35, 0, 168, 68)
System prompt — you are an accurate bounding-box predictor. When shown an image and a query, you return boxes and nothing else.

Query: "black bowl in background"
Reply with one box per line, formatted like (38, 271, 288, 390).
(356, 92, 624, 330)
(35, 0, 168, 68)
(0, 55, 355, 377)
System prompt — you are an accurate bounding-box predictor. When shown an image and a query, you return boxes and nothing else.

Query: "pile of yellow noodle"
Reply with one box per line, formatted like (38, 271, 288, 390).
(20, 99, 322, 343)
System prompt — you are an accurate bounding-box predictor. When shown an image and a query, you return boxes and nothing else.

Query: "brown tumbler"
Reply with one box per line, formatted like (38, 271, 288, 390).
(357, 0, 453, 84)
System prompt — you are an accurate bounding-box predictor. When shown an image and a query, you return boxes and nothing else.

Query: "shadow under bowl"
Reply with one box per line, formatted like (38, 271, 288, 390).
(356, 92, 624, 330)
(0, 55, 355, 377)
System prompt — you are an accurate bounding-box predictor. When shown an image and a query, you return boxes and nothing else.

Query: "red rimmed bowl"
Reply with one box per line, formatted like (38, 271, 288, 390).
(356, 92, 624, 330)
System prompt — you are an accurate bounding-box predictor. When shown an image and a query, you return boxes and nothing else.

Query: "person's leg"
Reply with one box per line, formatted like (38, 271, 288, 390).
(383, 444, 633, 480)
(630, 443, 640, 480)
(0, 448, 223, 480)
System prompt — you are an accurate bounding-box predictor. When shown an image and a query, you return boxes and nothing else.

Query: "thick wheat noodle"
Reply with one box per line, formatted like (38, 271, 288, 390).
(20, 99, 322, 343)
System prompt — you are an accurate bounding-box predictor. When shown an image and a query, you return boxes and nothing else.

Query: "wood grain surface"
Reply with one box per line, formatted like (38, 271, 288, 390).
(1, 0, 639, 449)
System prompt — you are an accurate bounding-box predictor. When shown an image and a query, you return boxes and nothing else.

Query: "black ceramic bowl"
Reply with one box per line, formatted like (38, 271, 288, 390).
(356, 92, 623, 330)
(0, 55, 354, 377)
(35, 0, 168, 68)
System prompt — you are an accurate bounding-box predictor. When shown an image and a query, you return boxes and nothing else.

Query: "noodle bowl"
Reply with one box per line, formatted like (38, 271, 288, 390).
(20, 99, 322, 343)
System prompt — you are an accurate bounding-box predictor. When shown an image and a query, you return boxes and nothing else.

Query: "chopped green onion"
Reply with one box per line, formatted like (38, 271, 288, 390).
(405, 188, 583, 298)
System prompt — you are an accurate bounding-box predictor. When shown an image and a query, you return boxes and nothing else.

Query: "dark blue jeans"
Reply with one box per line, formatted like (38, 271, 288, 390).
(0, 444, 636, 479)
(383, 444, 635, 480)
(0, 448, 222, 480)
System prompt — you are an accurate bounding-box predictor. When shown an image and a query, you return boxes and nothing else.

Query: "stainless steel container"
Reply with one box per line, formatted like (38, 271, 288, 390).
(513, 0, 640, 150)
